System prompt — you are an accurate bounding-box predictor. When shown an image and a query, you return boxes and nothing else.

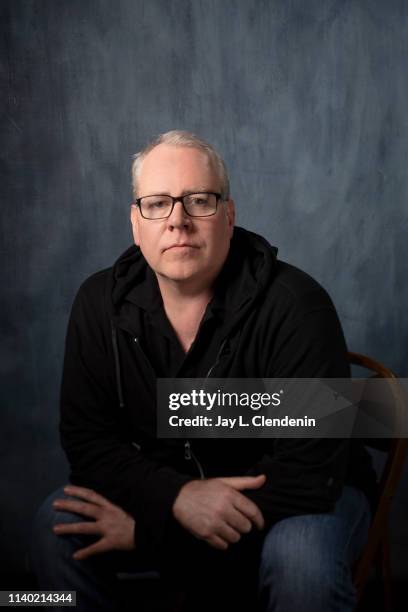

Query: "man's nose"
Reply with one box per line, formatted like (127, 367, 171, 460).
(166, 200, 191, 229)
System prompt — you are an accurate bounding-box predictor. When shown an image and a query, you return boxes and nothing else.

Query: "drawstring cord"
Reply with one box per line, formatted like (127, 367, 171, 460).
(111, 321, 125, 409)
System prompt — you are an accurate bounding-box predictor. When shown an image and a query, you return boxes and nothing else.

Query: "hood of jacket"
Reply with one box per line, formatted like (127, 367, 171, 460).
(109, 226, 278, 343)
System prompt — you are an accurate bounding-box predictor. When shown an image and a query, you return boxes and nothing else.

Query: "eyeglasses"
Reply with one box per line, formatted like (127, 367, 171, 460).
(134, 192, 223, 220)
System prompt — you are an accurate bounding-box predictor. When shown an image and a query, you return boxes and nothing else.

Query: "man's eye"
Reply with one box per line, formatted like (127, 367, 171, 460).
(148, 200, 168, 209)
(191, 197, 209, 206)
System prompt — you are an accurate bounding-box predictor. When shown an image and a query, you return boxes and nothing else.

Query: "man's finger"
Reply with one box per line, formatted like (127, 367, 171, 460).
(224, 508, 253, 535)
(53, 522, 101, 536)
(217, 474, 266, 490)
(207, 535, 229, 551)
(72, 539, 110, 561)
(233, 494, 265, 531)
(53, 498, 100, 519)
(217, 523, 241, 545)
(63, 485, 111, 507)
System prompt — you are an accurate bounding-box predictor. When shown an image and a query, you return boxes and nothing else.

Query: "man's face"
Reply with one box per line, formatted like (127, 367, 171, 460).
(130, 144, 235, 289)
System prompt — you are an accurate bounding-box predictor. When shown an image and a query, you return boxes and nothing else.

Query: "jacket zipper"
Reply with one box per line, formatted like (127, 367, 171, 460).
(205, 337, 228, 378)
(184, 441, 205, 479)
(183, 338, 229, 479)
(131, 333, 229, 481)
(132, 335, 204, 479)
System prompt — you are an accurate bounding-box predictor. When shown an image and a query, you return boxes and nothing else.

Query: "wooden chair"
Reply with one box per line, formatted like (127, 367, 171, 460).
(349, 352, 408, 611)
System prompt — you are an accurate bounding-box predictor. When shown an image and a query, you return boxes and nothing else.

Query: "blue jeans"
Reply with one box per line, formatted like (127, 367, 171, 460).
(258, 485, 371, 611)
(30, 485, 371, 611)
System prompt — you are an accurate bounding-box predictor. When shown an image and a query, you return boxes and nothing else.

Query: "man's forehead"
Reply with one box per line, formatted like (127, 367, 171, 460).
(142, 143, 211, 168)
(138, 144, 219, 193)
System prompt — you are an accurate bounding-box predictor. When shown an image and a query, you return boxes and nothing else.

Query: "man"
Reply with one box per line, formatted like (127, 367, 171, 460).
(32, 131, 376, 611)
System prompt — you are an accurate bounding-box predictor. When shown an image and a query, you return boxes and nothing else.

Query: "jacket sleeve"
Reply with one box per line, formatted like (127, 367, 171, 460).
(243, 294, 351, 526)
(59, 277, 192, 560)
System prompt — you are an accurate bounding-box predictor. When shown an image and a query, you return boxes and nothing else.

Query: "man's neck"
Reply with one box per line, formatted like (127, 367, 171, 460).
(156, 275, 214, 353)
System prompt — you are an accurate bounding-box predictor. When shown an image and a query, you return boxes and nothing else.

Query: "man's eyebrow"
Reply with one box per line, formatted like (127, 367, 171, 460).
(140, 188, 216, 197)
(180, 188, 215, 195)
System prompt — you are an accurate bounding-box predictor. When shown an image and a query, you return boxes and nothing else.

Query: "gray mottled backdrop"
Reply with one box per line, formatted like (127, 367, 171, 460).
(1, 0, 407, 591)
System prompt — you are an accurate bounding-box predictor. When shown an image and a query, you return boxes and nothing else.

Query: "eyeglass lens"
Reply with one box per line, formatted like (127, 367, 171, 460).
(140, 193, 217, 219)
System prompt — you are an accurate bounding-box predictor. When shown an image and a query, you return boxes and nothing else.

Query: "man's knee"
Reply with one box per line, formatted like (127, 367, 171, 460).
(261, 516, 331, 574)
(30, 487, 81, 579)
(259, 515, 355, 609)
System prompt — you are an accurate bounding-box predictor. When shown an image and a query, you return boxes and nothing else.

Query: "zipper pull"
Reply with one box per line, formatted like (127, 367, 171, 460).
(184, 441, 205, 479)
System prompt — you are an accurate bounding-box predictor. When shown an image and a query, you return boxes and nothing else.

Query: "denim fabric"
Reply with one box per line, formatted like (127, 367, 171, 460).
(30, 485, 370, 611)
(258, 485, 371, 611)
(31, 487, 121, 611)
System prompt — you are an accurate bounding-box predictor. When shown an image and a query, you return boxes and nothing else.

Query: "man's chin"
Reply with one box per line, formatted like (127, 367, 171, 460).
(156, 264, 204, 284)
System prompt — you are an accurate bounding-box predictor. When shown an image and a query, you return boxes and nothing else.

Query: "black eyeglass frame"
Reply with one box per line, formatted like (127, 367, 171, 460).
(134, 192, 224, 219)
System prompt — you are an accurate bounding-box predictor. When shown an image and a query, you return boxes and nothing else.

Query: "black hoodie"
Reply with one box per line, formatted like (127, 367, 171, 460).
(60, 227, 376, 562)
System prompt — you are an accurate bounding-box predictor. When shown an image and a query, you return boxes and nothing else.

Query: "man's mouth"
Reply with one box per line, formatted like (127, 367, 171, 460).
(164, 244, 199, 251)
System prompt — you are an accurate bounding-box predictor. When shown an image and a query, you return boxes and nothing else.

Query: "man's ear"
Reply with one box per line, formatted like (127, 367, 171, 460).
(226, 199, 235, 238)
(130, 204, 140, 246)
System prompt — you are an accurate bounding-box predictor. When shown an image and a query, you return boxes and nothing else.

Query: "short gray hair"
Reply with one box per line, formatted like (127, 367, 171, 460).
(131, 130, 230, 200)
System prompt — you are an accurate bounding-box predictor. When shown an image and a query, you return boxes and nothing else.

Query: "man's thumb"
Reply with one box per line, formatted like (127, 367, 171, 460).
(218, 474, 266, 490)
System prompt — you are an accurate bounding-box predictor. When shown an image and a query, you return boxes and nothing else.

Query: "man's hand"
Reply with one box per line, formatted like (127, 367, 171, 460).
(172, 474, 266, 551)
(52, 485, 136, 561)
